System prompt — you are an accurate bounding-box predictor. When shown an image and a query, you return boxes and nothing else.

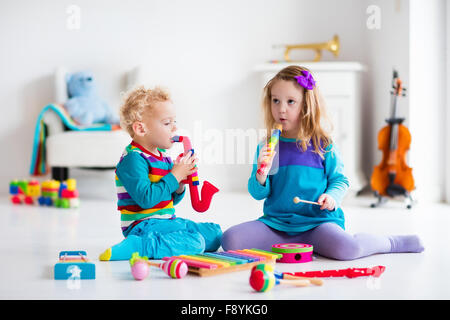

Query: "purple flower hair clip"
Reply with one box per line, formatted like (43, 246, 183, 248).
(294, 70, 316, 90)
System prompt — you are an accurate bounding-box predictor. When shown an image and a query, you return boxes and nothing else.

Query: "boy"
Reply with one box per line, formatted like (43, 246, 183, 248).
(99, 86, 222, 260)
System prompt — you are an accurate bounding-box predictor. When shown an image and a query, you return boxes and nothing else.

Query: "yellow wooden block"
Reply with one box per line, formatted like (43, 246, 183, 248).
(240, 249, 281, 260)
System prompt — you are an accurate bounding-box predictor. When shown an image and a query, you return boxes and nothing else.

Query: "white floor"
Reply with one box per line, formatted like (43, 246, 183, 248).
(1, 190, 449, 300)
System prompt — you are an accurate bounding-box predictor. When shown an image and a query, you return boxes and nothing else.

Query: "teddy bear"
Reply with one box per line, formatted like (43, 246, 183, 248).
(64, 71, 119, 126)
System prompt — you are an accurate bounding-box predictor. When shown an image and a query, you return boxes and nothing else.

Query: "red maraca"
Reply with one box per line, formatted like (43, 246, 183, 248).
(249, 264, 277, 292)
(160, 258, 188, 279)
(249, 264, 310, 292)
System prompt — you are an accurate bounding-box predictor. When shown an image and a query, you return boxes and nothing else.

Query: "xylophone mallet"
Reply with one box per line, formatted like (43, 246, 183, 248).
(278, 272, 324, 286)
(293, 196, 320, 206)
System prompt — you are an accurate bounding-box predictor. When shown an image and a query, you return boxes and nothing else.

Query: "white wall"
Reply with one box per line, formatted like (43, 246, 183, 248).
(409, 0, 446, 202)
(1, 0, 446, 203)
(361, 0, 410, 183)
(447, 0, 450, 204)
(361, 0, 448, 203)
(0, 0, 368, 198)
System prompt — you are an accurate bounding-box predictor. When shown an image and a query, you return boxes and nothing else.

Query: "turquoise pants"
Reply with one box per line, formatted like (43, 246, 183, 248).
(127, 217, 222, 259)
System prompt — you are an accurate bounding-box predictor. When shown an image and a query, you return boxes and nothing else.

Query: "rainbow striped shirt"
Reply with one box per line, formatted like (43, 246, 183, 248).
(115, 141, 184, 236)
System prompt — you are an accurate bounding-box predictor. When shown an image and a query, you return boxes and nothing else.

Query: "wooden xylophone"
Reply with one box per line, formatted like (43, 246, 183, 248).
(162, 249, 282, 277)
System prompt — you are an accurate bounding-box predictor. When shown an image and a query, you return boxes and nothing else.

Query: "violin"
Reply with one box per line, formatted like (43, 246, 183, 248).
(370, 70, 414, 208)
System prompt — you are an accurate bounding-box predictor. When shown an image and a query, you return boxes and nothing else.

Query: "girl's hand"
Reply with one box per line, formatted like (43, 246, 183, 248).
(256, 144, 277, 185)
(171, 151, 198, 183)
(317, 194, 336, 211)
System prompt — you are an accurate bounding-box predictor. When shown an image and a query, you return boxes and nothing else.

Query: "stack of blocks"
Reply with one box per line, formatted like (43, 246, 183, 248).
(9, 180, 40, 205)
(56, 179, 80, 208)
(9, 179, 80, 208)
(39, 180, 60, 206)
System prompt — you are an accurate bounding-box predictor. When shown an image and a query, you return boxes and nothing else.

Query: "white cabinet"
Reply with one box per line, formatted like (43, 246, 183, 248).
(255, 62, 366, 192)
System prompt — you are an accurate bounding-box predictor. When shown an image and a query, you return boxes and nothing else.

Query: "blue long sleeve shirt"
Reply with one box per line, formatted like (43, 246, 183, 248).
(248, 137, 349, 234)
(115, 141, 185, 236)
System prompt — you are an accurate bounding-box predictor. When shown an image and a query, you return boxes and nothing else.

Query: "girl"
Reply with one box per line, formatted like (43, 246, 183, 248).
(221, 65, 424, 260)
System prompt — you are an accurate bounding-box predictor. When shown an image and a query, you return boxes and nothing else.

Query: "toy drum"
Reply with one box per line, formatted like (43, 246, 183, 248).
(271, 243, 313, 263)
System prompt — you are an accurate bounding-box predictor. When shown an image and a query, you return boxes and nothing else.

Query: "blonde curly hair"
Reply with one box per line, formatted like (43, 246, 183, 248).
(119, 85, 171, 137)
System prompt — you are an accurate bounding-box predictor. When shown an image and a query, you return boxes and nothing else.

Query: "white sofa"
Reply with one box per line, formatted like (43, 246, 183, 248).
(44, 67, 132, 180)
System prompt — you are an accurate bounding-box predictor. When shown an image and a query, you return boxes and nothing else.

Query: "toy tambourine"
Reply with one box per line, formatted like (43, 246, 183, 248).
(271, 243, 313, 263)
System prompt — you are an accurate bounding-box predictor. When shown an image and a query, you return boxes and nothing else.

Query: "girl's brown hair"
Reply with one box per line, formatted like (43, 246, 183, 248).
(262, 65, 333, 158)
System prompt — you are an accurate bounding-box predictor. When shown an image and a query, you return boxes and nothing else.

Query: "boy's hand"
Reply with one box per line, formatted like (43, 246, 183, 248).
(175, 184, 185, 194)
(171, 151, 198, 183)
(317, 194, 336, 211)
(256, 144, 277, 185)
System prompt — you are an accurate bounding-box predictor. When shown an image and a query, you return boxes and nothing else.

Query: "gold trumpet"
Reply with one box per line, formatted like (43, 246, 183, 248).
(275, 35, 340, 62)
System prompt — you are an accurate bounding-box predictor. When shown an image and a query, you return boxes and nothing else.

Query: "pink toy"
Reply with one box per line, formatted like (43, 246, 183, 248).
(131, 260, 150, 281)
(129, 252, 188, 280)
(271, 243, 313, 263)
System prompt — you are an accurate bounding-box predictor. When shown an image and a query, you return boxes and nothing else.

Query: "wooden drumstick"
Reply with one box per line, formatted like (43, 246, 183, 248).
(293, 196, 320, 206)
(282, 273, 324, 286)
(279, 279, 311, 287)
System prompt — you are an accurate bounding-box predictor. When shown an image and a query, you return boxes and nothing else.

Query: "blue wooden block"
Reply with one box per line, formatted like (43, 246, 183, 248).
(54, 250, 95, 280)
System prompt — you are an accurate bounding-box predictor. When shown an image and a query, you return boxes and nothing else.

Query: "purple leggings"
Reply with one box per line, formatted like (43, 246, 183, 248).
(221, 220, 408, 261)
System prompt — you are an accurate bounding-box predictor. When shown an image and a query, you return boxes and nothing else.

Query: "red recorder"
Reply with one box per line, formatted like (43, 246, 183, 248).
(284, 265, 386, 279)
